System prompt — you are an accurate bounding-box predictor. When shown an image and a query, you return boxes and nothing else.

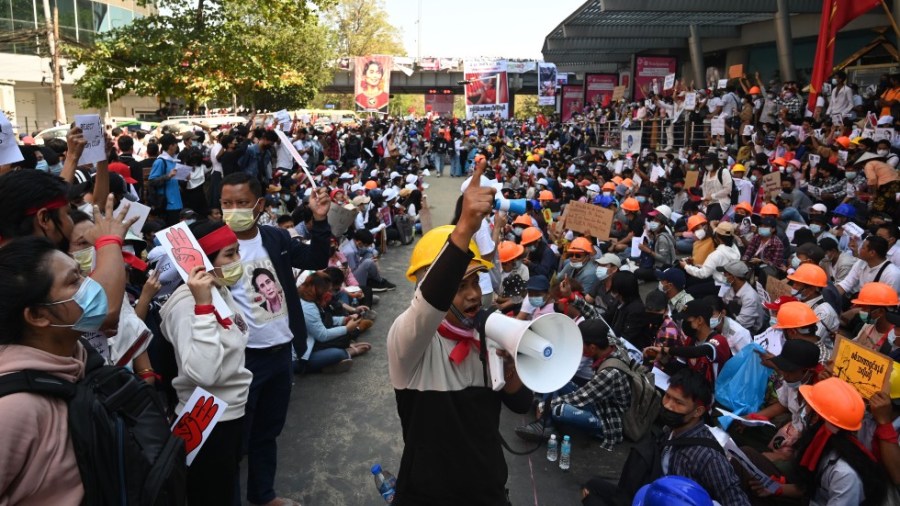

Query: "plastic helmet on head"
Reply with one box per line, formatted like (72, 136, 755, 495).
(787, 263, 828, 288)
(632, 476, 713, 506)
(773, 301, 819, 329)
(521, 227, 543, 246)
(406, 225, 492, 282)
(686, 214, 708, 232)
(498, 241, 525, 264)
(852, 282, 900, 307)
(513, 215, 532, 227)
(799, 377, 865, 431)
(833, 203, 856, 219)
(760, 203, 780, 217)
(568, 237, 594, 256)
(621, 198, 641, 212)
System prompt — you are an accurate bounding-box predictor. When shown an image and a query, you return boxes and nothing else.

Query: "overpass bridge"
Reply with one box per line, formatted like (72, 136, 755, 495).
(321, 69, 581, 96)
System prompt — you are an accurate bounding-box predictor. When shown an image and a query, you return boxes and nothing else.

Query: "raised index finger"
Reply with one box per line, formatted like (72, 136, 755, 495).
(471, 154, 486, 187)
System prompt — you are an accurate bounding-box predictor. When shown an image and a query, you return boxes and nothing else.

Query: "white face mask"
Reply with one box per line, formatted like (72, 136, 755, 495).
(658, 282, 666, 292)
(570, 261, 584, 269)
(694, 228, 707, 240)
(878, 149, 890, 157)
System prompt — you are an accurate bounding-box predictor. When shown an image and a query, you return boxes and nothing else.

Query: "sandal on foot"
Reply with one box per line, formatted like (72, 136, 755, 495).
(348, 342, 372, 357)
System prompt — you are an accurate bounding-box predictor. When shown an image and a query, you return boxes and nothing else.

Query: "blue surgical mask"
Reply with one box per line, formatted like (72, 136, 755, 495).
(48, 162, 63, 176)
(784, 380, 802, 389)
(709, 316, 722, 328)
(845, 171, 857, 179)
(769, 316, 778, 327)
(648, 221, 661, 231)
(791, 256, 801, 269)
(35, 160, 49, 172)
(528, 296, 545, 308)
(595, 266, 609, 280)
(859, 310, 871, 323)
(636, 196, 647, 204)
(42, 277, 109, 332)
(809, 224, 822, 235)
(759, 227, 772, 238)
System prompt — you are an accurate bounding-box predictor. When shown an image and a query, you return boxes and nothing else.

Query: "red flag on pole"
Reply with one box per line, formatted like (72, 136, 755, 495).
(423, 117, 432, 139)
(807, 0, 880, 113)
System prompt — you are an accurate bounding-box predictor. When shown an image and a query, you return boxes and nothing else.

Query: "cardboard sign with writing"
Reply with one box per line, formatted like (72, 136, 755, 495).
(611, 85, 626, 102)
(75, 114, 106, 165)
(559, 201, 613, 240)
(711, 117, 726, 137)
(765, 276, 793, 302)
(832, 336, 893, 398)
(327, 204, 359, 237)
(683, 92, 697, 111)
(684, 170, 699, 188)
(114, 200, 151, 237)
(761, 171, 781, 198)
(727, 64, 744, 79)
(172, 387, 228, 466)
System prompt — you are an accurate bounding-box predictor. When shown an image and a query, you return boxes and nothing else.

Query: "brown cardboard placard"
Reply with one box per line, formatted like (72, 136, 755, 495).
(560, 201, 614, 240)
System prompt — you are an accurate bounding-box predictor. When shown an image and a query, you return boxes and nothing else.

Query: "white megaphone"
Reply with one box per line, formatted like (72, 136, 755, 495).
(483, 312, 582, 394)
(494, 197, 527, 215)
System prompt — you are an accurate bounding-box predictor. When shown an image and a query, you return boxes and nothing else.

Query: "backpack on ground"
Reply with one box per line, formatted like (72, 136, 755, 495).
(0, 340, 186, 505)
(599, 356, 662, 442)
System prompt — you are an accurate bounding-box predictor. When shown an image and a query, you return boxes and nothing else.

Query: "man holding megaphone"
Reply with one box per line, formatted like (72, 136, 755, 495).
(387, 155, 534, 506)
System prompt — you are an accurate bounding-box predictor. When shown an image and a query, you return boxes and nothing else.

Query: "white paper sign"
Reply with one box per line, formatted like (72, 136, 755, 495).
(683, 92, 697, 111)
(752, 328, 784, 355)
(172, 163, 193, 181)
(631, 236, 644, 258)
(274, 129, 316, 188)
(663, 73, 675, 90)
(716, 407, 776, 427)
(172, 387, 228, 466)
(156, 222, 233, 318)
(717, 78, 728, 89)
(808, 154, 820, 168)
(274, 109, 291, 132)
(0, 113, 23, 165)
(115, 200, 150, 237)
(652, 367, 670, 391)
(711, 117, 726, 136)
(785, 221, 806, 242)
(75, 114, 106, 165)
(650, 165, 666, 183)
(723, 439, 783, 495)
(843, 221, 865, 238)
(742, 124, 755, 136)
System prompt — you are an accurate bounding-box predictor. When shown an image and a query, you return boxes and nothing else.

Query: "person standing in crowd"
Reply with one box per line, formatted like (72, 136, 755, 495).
(148, 133, 184, 225)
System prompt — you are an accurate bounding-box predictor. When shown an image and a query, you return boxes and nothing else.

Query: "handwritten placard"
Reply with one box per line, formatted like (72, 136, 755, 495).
(711, 117, 725, 137)
(172, 387, 228, 466)
(559, 200, 614, 240)
(327, 204, 358, 237)
(684, 170, 699, 189)
(0, 113, 23, 165)
(611, 85, 627, 102)
(761, 171, 781, 198)
(683, 92, 697, 111)
(75, 114, 106, 165)
(808, 154, 820, 168)
(663, 73, 675, 90)
(765, 276, 793, 302)
(832, 336, 893, 398)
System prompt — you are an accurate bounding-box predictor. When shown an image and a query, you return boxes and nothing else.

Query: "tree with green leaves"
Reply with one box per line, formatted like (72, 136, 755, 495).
(66, 0, 336, 112)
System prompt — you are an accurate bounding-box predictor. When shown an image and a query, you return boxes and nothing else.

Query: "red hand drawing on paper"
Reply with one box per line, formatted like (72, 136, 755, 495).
(166, 227, 205, 276)
(173, 396, 219, 454)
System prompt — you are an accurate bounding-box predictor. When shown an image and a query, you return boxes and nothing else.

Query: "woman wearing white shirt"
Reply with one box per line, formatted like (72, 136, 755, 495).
(159, 220, 252, 506)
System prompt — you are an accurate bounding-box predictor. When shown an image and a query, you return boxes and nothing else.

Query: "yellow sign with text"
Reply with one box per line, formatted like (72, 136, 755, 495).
(831, 336, 893, 399)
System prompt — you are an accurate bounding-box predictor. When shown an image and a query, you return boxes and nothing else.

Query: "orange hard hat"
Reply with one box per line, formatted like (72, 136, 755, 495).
(748, 86, 761, 95)
(521, 227, 543, 246)
(852, 282, 900, 307)
(498, 240, 525, 264)
(835, 136, 851, 150)
(772, 157, 786, 167)
(602, 182, 617, 192)
(686, 214, 708, 231)
(538, 190, 554, 201)
(533, 154, 541, 162)
(364, 180, 378, 190)
(513, 215, 532, 227)
(787, 263, 828, 288)
(623, 178, 634, 188)
(568, 237, 594, 255)
(621, 197, 641, 212)
(773, 301, 819, 329)
(799, 377, 865, 431)
(760, 203, 780, 217)
(612, 176, 624, 185)
(734, 202, 753, 215)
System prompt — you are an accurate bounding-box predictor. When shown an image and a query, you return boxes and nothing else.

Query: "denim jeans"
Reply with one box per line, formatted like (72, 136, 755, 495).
(551, 403, 605, 438)
(293, 348, 350, 373)
(353, 258, 381, 288)
(240, 345, 293, 505)
(450, 153, 462, 176)
(676, 237, 695, 254)
(432, 153, 445, 175)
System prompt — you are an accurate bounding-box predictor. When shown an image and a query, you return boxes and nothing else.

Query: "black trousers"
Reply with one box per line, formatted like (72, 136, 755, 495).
(187, 416, 244, 506)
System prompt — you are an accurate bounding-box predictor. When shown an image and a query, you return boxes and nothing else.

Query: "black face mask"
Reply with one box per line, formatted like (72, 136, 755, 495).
(48, 213, 70, 253)
(659, 406, 690, 428)
(645, 312, 665, 330)
(782, 187, 793, 194)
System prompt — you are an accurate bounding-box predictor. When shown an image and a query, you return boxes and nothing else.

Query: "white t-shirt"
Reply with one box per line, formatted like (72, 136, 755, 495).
(275, 142, 293, 170)
(474, 219, 495, 296)
(210, 143, 223, 175)
(230, 232, 293, 348)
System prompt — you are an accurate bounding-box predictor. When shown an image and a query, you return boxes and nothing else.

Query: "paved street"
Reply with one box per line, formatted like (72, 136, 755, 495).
(263, 174, 634, 506)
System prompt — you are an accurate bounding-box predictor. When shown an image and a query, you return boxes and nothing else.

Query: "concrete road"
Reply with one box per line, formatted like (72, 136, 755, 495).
(262, 174, 632, 506)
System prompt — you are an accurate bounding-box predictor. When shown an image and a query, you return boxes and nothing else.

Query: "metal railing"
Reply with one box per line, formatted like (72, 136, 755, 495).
(567, 116, 726, 152)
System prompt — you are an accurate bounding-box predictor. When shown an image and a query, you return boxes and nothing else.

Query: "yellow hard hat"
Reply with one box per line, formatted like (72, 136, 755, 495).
(406, 225, 493, 282)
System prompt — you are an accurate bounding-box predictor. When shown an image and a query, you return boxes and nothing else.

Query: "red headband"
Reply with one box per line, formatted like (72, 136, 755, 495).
(198, 226, 238, 255)
(25, 196, 68, 216)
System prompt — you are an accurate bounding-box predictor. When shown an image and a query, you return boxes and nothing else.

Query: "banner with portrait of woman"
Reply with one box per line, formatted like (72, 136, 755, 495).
(355, 55, 393, 114)
(538, 62, 557, 106)
(463, 58, 509, 119)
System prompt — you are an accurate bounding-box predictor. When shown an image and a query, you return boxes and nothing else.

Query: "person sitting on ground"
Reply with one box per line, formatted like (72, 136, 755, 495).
(516, 275, 555, 320)
(656, 267, 693, 318)
(850, 282, 900, 355)
(495, 240, 529, 314)
(521, 226, 558, 278)
(608, 271, 648, 349)
(786, 263, 840, 347)
(644, 289, 692, 374)
(584, 253, 622, 318)
(340, 229, 396, 295)
(558, 237, 599, 294)
(679, 222, 741, 299)
(719, 261, 767, 335)
(295, 271, 370, 374)
(514, 320, 632, 451)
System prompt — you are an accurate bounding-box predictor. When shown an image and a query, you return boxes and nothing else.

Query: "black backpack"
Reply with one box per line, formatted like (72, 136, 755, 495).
(0, 341, 186, 506)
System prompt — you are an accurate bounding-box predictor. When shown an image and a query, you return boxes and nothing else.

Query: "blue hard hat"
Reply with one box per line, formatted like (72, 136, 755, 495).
(593, 195, 615, 208)
(409, 130, 417, 136)
(632, 476, 713, 506)
(833, 203, 856, 218)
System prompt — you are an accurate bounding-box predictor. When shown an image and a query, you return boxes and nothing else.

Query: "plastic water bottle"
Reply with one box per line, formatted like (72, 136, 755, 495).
(546, 434, 558, 462)
(559, 435, 571, 471)
(371, 464, 397, 503)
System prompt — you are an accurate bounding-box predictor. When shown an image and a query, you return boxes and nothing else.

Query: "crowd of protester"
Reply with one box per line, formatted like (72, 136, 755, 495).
(1, 68, 900, 506)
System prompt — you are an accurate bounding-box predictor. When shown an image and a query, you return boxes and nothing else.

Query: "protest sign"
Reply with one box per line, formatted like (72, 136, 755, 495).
(683, 170, 699, 189)
(717, 407, 775, 427)
(753, 328, 784, 356)
(876, 128, 893, 141)
(156, 222, 233, 318)
(717, 79, 728, 89)
(274, 129, 315, 187)
(379, 205, 392, 227)
(273, 109, 291, 131)
(843, 222, 865, 238)
(114, 200, 150, 237)
(683, 92, 697, 111)
(652, 367, 670, 391)
(559, 201, 613, 240)
(355, 55, 393, 114)
(663, 73, 675, 90)
(537, 62, 558, 106)
(728, 64, 744, 79)
(742, 124, 754, 136)
(761, 171, 781, 198)
(327, 204, 358, 237)
(723, 441, 782, 495)
(75, 114, 106, 165)
(172, 164, 193, 181)
(766, 276, 793, 302)
(464, 58, 509, 119)
(832, 336, 893, 398)
(0, 113, 23, 165)
(611, 85, 626, 102)
(620, 129, 642, 154)
(784, 221, 806, 243)
(808, 154, 820, 168)
(172, 387, 228, 466)
(711, 118, 725, 136)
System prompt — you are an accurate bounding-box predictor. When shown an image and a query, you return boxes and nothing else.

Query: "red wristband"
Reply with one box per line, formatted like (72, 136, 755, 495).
(194, 304, 215, 315)
(95, 235, 124, 250)
(137, 371, 161, 381)
(875, 422, 899, 443)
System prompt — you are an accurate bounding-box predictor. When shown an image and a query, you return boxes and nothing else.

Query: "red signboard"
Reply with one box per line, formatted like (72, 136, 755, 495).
(584, 73, 618, 108)
(561, 85, 583, 123)
(633, 56, 677, 100)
